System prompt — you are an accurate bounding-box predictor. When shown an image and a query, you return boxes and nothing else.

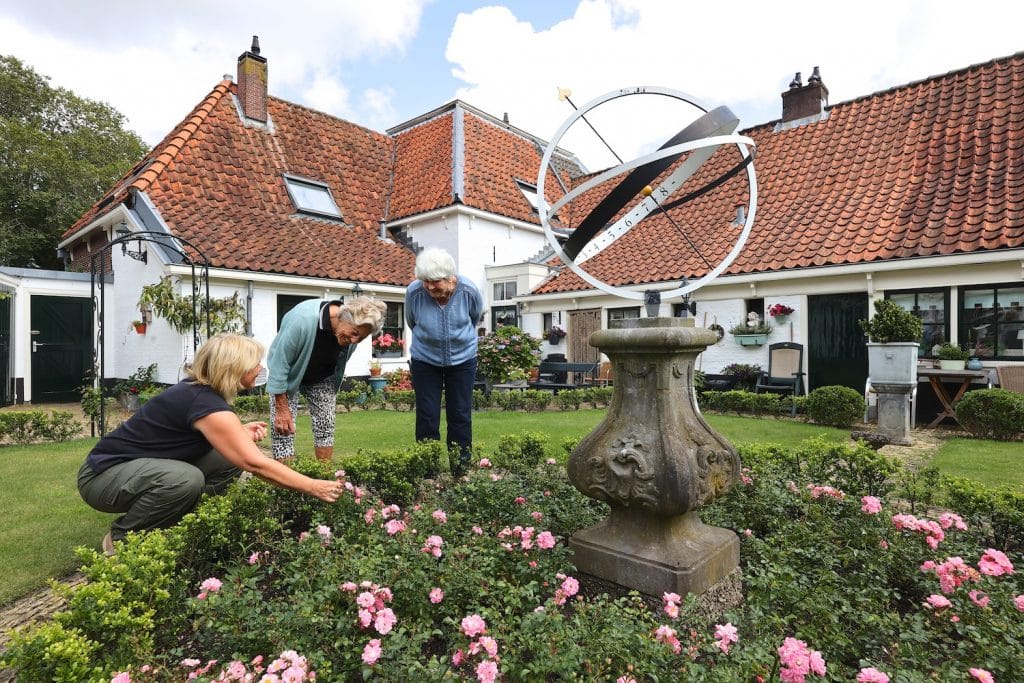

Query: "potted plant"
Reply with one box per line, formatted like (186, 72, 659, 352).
(372, 332, 404, 357)
(767, 303, 794, 323)
(546, 325, 567, 345)
(132, 320, 147, 334)
(368, 360, 382, 377)
(935, 342, 970, 370)
(859, 299, 923, 384)
(729, 319, 773, 346)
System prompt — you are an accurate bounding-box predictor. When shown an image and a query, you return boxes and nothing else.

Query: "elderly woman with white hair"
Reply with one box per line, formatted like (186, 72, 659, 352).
(267, 296, 386, 462)
(405, 247, 484, 475)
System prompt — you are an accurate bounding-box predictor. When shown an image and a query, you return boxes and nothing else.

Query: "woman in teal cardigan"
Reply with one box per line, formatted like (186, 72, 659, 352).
(267, 297, 385, 462)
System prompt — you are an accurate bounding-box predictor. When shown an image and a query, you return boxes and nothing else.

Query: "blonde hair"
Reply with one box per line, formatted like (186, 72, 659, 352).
(188, 333, 264, 402)
(339, 297, 387, 335)
(414, 247, 456, 281)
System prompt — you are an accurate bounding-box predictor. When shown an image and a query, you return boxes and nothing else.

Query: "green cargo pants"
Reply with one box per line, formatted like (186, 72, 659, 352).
(78, 450, 240, 541)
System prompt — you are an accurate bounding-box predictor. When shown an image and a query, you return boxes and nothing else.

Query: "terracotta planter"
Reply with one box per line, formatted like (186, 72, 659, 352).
(369, 367, 382, 377)
(133, 323, 147, 334)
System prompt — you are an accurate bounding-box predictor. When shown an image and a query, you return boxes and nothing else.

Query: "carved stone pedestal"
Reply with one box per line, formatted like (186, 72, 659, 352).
(872, 381, 914, 445)
(568, 318, 741, 598)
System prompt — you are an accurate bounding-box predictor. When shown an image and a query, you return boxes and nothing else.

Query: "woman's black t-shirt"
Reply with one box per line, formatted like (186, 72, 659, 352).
(85, 380, 232, 473)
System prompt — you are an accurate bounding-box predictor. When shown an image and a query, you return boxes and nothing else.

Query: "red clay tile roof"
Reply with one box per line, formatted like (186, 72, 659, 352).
(65, 80, 415, 285)
(534, 51, 1024, 294)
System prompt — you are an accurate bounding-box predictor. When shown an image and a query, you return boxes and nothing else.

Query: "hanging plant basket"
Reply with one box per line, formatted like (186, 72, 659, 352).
(734, 334, 768, 347)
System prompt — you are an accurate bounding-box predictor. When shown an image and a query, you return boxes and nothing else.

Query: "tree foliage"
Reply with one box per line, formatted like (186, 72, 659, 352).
(0, 55, 147, 268)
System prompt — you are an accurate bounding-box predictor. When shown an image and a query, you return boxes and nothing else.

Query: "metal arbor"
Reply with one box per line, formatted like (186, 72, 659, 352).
(89, 230, 212, 434)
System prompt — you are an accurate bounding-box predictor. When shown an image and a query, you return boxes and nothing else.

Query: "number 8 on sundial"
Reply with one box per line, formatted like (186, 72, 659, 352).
(536, 86, 758, 301)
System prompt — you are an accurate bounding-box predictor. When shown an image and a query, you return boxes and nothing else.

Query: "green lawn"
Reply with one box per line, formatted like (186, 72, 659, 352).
(0, 408, 1018, 606)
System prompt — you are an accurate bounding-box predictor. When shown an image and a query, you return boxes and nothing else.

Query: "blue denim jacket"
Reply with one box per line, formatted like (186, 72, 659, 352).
(405, 276, 483, 367)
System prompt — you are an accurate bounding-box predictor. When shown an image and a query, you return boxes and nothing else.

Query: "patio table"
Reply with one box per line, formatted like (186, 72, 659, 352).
(917, 367, 990, 428)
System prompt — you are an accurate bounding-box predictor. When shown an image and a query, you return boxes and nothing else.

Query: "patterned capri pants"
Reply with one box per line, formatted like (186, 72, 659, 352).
(269, 375, 337, 460)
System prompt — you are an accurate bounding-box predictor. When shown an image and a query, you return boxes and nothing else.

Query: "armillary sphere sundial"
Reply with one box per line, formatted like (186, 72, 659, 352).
(538, 86, 758, 604)
(536, 85, 757, 303)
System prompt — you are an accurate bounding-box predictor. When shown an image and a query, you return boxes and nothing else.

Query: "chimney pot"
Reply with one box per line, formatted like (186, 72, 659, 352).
(781, 67, 828, 124)
(251, 35, 261, 55)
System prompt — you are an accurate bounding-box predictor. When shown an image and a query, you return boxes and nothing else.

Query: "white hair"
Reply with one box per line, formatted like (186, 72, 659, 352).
(414, 247, 456, 281)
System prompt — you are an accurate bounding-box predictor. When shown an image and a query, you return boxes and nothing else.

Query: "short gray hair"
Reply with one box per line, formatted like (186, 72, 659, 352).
(415, 247, 456, 281)
(338, 297, 387, 334)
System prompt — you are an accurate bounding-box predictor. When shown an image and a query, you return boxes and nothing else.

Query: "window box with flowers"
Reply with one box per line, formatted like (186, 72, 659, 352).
(115, 363, 158, 411)
(767, 303, 794, 323)
(729, 321, 773, 347)
(372, 332, 405, 358)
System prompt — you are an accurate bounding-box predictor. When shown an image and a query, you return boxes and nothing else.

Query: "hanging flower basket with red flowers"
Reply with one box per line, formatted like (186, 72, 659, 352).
(372, 333, 405, 357)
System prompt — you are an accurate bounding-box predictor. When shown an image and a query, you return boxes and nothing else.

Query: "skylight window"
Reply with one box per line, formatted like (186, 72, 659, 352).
(283, 175, 342, 219)
(516, 180, 557, 220)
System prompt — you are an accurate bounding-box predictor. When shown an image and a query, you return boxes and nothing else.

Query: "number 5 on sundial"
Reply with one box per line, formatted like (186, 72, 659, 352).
(537, 87, 758, 300)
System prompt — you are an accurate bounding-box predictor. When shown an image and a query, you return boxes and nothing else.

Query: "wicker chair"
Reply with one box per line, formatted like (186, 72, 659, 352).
(997, 365, 1024, 394)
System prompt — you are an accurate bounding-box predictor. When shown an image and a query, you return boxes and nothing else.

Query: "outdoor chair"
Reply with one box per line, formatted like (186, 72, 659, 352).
(754, 342, 805, 415)
(997, 365, 1024, 394)
(584, 361, 614, 387)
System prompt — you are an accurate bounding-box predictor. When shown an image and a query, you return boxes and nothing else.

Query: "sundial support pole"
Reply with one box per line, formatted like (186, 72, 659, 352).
(568, 318, 742, 606)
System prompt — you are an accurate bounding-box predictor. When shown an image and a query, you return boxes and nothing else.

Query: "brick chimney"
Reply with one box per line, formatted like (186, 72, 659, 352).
(781, 66, 828, 123)
(237, 36, 268, 122)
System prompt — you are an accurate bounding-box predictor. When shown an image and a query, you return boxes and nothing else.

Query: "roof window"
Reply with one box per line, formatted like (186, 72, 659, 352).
(516, 180, 557, 221)
(283, 175, 342, 219)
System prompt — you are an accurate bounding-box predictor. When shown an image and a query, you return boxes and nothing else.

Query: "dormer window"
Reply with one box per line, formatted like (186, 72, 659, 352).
(283, 175, 342, 219)
(516, 180, 557, 221)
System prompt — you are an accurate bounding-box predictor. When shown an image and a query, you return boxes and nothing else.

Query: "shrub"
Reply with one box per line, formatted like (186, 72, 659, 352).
(859, 298, 923, 343)
(936, 342, 970, 361)
(343, 443, 444, 504)
(0, 410, 47, 444)
(34, 410, 83, 442)
(719, 389, 757, 415)
(492, 431, 548, 473)
(554, 389, 584, 411)
(384, 389, 417, 411)
(472, 388, 494, 410)
(115, 363, 158, 396)
(494, 389, 524, 411)
(233, 393, 269, 417)
(956, 388, 1024, 440)
(721, 363, 762, 391)
(476, 326, 542, 383)
(521, 389, 553, 412)
(805, 385, 865, 427)
(943, 476, 1024, 552)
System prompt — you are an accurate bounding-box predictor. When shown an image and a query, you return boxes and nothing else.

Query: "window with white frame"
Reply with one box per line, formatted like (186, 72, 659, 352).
(492, 280, 517, 301)
(608, 307, 641, 326)
(492, 306, 518, 329)
(886, 289, 948, 357)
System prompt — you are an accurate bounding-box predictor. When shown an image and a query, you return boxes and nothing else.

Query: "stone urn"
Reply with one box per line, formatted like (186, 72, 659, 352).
(567, 318, 741, 598)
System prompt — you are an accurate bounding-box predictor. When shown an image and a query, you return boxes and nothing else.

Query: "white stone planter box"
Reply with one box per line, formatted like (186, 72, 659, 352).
(867, 342, 919, 385)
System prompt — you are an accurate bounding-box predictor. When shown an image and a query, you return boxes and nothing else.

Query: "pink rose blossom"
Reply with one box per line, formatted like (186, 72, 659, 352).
(714, 622, 739, 654)
(478, 458, 491, 468)
(111, 672, 132, 683)
(545, 458, 556, 465)
(478, 635, 499, 657)
(536, 531, 556, 549)
(364, 508, 377, 524)
(181, 658, 201, 667)
(978, 548, 1014, 576)
(654, 625, 682, 654)
(432, 509, 447, 524)
(341, 581, 358, 592)
(514, 496, 526, 505)
(856, 667, 890, 683)
(860, 496, 882, 514)
(315, 524, 332, 540)
(374, 607, 397, 635)
(200, 577, 222, 593)
(743, 529, 753, 538)
(461, 614, 487, 637)
(925, 594, 952, 609)
(362, 638, 382, 666)
(1014, 595, 1024, 611)
(429, 587, 444, 603)
(617, 677, 637, 683)
(969, 669, 994, 683)
(531, 511, 544, 521)
(381, 504, 400, 519)
(472, 525, 484, 535)
(969, 590, 990, 608)
(385, 519, 406, 536)
(358, 609, 373, 628)
(939, 512, 967, 530)
(476, 659, 499, 683)
(452, 649, 464, 666)
(421, 534, 444, 558)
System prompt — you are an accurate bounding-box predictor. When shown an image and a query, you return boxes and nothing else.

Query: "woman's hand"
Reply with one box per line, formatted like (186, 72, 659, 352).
(273, 401, 295, 435)
(307, 478, 344, 503)
(243, 421, 268, 442)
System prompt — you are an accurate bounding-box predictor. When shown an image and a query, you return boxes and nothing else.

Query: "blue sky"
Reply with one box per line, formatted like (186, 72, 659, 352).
(2, 0, 1022, 170)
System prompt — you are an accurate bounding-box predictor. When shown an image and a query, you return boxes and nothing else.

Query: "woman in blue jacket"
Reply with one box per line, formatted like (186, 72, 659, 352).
(405, 248, 484, 475)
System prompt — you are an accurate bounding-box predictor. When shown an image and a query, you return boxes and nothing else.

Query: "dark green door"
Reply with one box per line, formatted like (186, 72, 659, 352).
(0, 293, 11, 405)
(807, 293, 868, 392)
(30, 295, 93, 403)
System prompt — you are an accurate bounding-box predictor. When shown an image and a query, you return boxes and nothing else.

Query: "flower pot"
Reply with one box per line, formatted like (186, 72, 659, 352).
(866, 342, 918, 385)
(367, 377, 388, 393)
(133, 323, 147, 334)
(966, 357, 983, 371)
(771, 315, 789, 324)
(938, 359, 966, 371)
(734, 334, 768, 347)
(119, 391, 140, 411)
(369, 367, 382, 377)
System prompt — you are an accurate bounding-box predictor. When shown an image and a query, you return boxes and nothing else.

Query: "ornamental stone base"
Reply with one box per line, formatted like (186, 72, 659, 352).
(567, 318, 740, 599)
